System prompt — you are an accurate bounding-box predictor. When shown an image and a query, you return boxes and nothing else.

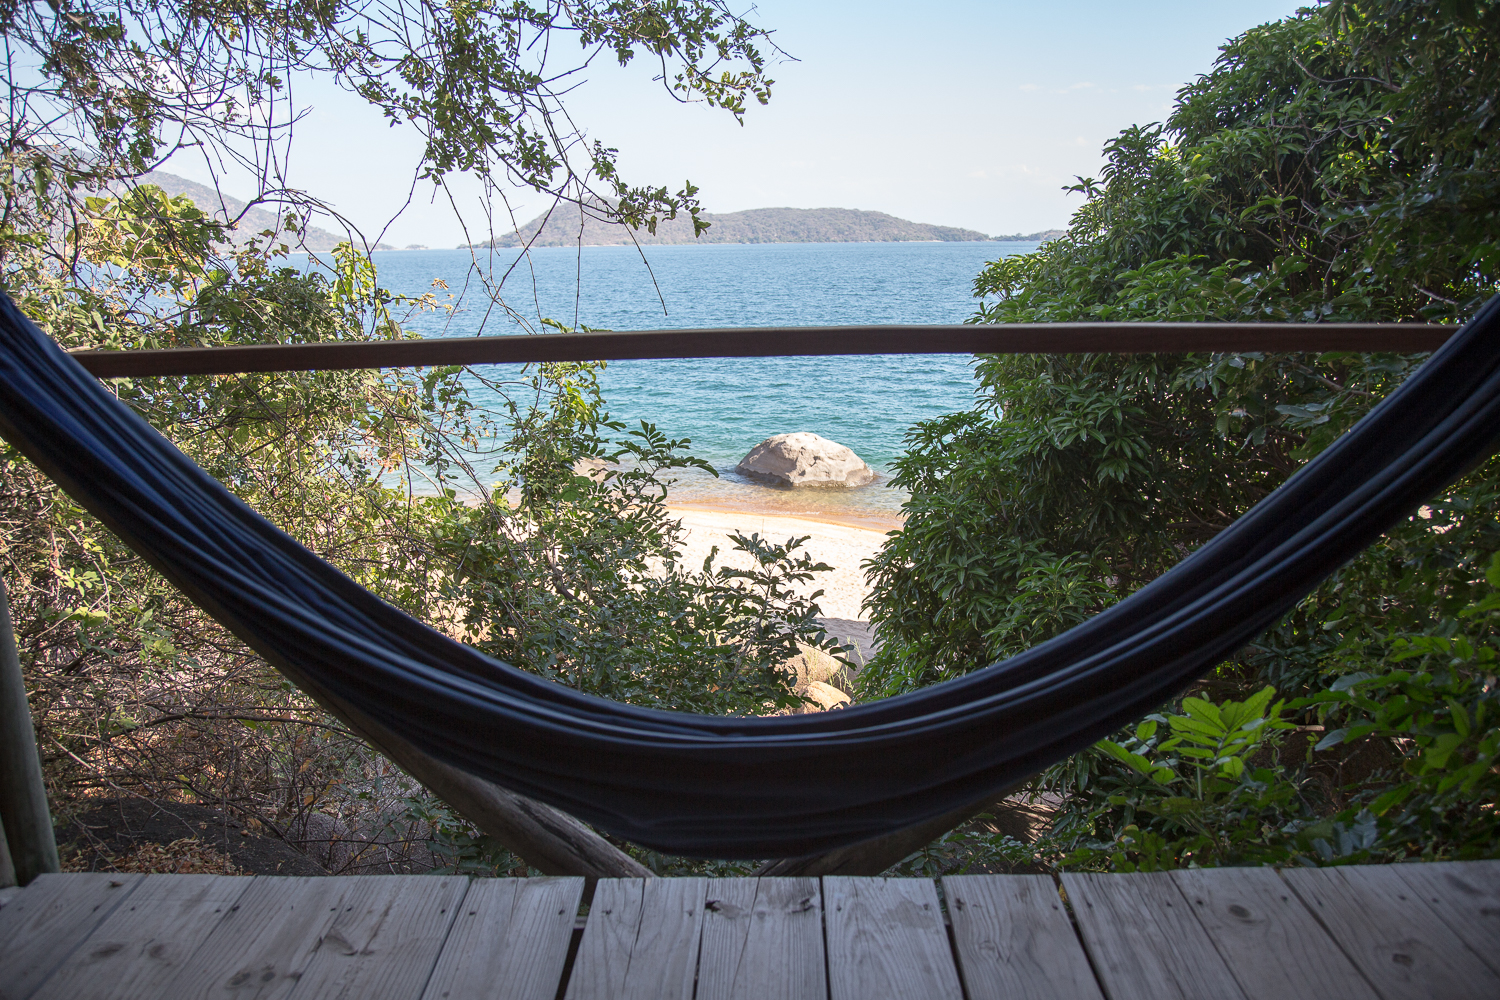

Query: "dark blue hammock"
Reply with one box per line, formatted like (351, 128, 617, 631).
(1, 292, 1497, 858)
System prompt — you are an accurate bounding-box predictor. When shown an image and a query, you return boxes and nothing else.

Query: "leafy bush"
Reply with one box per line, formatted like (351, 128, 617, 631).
(867, 0, 1500, 873)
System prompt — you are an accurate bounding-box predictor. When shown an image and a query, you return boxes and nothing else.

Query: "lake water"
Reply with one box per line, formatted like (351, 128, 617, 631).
(362, 241, 1036, 523)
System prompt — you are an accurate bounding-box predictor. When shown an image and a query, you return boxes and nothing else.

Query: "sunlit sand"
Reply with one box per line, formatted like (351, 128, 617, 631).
(664, 504, 900, 621)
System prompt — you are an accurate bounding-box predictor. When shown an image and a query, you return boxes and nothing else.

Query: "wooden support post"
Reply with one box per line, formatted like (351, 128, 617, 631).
(0, 576, 60, 885)
(302, 683, 651, 879)
(0, 811, 16, 888)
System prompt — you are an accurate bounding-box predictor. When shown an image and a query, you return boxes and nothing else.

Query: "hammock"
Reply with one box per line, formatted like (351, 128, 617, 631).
(1, 293, 1497, 858)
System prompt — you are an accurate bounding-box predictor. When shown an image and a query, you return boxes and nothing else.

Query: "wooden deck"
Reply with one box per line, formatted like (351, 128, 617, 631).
(1, 863, 1497, 999)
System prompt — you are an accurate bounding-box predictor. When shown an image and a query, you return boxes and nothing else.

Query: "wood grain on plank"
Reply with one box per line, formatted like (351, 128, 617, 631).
(1282, 865, 1500, 999)
(823, 876, 963, 1000)
(0, 872, 143, 1000)
(153, 875, 365, 1000)
(279, 874, 468, 1000)
(1061, 871, 1247, 1000)
(564, 877, 708, 1000)
(943, 874, 1103, 1000)
(31, 873, 250, 1000)
(1168, 866, 1375, 1000)
(1388, 861, 1500, 978)
(696, 877, 823, 1000)
(421, 876, 583, 1000)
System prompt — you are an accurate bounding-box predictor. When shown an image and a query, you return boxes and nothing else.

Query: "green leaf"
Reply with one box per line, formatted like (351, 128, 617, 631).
(1315, 728, 1348, 751)
(1423, 732, 1465, 771)
(1447, 698, 1471, 738)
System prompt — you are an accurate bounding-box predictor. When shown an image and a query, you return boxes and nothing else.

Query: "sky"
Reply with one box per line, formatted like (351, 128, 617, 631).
(165, 1, 1308, 248)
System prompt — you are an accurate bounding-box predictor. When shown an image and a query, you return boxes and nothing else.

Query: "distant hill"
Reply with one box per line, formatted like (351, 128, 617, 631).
(993, 228, 1066, 241)
(471, 201, 1015, 248)
(132, 171, 390, 252)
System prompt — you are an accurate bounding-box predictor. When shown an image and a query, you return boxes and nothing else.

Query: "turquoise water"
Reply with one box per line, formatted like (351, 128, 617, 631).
(365, 241, 1035, 519)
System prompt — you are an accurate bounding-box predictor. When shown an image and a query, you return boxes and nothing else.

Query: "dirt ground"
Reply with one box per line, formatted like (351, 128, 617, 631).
(57, 797, 326, 876)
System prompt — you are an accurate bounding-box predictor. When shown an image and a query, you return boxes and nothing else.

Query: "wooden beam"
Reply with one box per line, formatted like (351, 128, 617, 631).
(0, 812, 16, 888)
(304, 684, 652, 879)
(1166, 867, 1375, 999)
(0, 577, 59, 886)
(69, 322, 1456, 377)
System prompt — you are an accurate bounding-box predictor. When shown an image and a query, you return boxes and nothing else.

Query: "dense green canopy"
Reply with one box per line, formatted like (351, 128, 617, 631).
(862, 0, 1500, 868)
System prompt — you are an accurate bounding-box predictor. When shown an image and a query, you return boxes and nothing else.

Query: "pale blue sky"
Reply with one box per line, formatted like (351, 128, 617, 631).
(166, 1, 1308, 247)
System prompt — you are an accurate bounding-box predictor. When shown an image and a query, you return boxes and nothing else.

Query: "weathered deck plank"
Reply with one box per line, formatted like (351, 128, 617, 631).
(3, 866, 1496, 1000)
(154, 875, 366, 1000)
(564, 877, 708, 1000)
(823, 875, 963, 1000)
(944, 873, 1103, 1000)
(277, 874, 468, 1000)
(30, 873, 250, 1000)
(0, 872, 143, 1000)
(1168, 866, 1376, 1000)
(1062, 870, 1247, 1000)
(1387, 860, 1500, 979)
(421, 876, 584, 1000)
(696, 877, 824, 1000)
(1281, 865, 1500, 1000)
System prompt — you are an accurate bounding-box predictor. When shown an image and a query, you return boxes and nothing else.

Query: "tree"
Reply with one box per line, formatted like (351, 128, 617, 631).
(0, 0, 845, 875)
(861, 0, 1500, 867)
(2, 0, 776, 262)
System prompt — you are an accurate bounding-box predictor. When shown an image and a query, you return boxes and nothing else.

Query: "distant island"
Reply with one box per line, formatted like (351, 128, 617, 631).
(132, 171, 389, 252)
(992, 229, 1068, 241)
(468, 200, 1063, 248)
(127, 174, 1066, 251)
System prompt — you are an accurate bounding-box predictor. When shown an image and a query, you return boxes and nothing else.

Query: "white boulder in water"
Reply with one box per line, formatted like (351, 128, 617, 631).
(736, 432, 876, 488)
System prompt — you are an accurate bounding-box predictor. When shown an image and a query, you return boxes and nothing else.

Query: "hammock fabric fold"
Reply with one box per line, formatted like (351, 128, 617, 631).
(1, 294, 1497, 858)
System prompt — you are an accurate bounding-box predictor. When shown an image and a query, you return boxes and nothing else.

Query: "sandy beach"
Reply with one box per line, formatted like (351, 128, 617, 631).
(665, 504, 900, 621)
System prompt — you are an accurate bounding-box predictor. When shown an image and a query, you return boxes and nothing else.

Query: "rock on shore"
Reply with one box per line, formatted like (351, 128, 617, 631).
(736, 432, 876, 488)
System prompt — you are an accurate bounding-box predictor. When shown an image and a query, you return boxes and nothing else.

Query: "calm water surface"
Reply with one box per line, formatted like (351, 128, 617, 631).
(358, 241, 1035, 520)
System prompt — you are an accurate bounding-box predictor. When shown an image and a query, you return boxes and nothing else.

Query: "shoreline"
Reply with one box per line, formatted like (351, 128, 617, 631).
(663, 498, 904, 534)
(461, 485, 906, 533)
(664, 505, 897, 621)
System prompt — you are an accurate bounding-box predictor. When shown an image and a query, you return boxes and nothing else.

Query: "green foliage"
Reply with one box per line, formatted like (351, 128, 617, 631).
(2, 0, 776, 256)
(412, 360, 845, 715)
(1291, 552, 1500, 858)
(860, 343, 1440, 697)
(1055, 689, 1311, 871)
(1022, 561, 1500, 874)
(973, 1, 1498, 327)
(863, 0, 1498, 694)
(860, 0, 1500, 870)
